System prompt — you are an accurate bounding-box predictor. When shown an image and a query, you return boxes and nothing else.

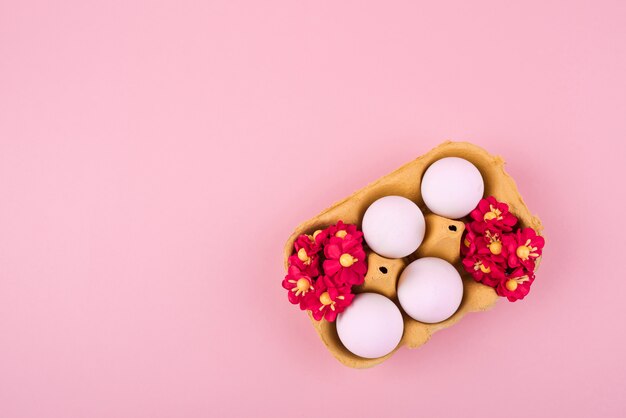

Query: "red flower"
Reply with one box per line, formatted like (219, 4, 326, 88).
(282, 265, 315, 307)
(325, 220, 363, 243)
(462, 254, 505, 287)
(323, 236, 367, 285)
(460, 225, 480, 257)
(284, 221, 366, 316)
(288, 247, 320, 277)
(496, 267, 535, 302)
(459, 197, 544, 302)
(302, 275, 354, 321)
(476, 229, 507, 264)
(470, 196, 518, 233)
(294, 229, 329, 255)
(504, 227, 545, 271)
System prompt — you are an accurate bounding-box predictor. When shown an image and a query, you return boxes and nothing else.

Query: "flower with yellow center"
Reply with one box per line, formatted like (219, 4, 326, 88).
(335, 230, 347, 239)
(505, 274, 530, 292)
(485, 230, 502, 255)
(297, 248, 311, 265)
(287, 277, 314, 297)
(319, 291, 332, 306)
(339, 253, 357, 267)
(474, 260, 491, 274)
(516, 239, 539, 261)
(483, 205, 503, 222)
(505, 279, 518, 291)
(489, 241, 502, 255)
(516, 245, 530, 260)
(307, 229, 322, 243)
(318, 292, 345, 312)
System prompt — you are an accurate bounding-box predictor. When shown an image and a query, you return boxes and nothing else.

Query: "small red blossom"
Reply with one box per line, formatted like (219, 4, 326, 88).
(470, 196, 518, 233)
(323, 236, 367, 286)
(460, 197, 544, 302)
(294, 228, 329, 254)
(302, 275, 354, 322)
(325, 220, 363, 243)
(281, 265, 315, 307)
(460, 225, 479, 257)
(462, 254, 505, 287)
(504, 227, 545, 271)
(284, 221, 366, 319)
(476, 229, 507, 264)
(496, 267, 535, 302)
(288, 248, 320, 277)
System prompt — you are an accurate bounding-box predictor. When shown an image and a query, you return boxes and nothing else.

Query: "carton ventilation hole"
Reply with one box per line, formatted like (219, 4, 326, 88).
(379, 266, 388, 274)
(448, 225, 457, 232)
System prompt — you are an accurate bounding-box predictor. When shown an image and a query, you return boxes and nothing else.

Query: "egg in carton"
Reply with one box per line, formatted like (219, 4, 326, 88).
(283, 141, 544, 368)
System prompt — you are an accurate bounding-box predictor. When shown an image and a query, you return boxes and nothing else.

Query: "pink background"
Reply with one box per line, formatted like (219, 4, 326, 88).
(1, 1, 625, 417)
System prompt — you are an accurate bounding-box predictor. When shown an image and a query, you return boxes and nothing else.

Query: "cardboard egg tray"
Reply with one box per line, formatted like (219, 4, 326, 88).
(284, 141, 544, 368)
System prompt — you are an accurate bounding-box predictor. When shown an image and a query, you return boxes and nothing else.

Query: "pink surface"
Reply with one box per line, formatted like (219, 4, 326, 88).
(1, 1, 625, 417)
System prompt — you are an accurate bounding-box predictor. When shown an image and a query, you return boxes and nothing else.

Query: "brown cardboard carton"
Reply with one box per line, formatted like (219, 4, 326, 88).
(283, 141, 544, 368)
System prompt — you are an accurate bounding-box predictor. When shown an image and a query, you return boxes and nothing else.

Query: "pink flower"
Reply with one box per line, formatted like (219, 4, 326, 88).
(323, 236, 367, 285)
(504, 227, 545, 271)
(294, 229, 329, 255)
(459, 197, 544, 302)
(460, 225, 480, 257)
(325, 220, 363, 243)
(302, 275, 354, 322)
(496, 267, 535, 302)
(282, 265, 315, 308)
(283, 221, 367, 316)
(288, 247, 320, 277)
(470, 196, 518, 233)
(462, 254, 505, 287)
(476, 230, 507, 264)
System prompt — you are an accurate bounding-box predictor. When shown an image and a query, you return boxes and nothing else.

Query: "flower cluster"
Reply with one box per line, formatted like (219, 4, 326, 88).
(282, 221, 367, 321)
(461, 196, 545, 302)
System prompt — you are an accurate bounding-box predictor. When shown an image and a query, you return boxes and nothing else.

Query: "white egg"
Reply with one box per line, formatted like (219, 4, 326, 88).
(336, 293, 404, 359)
(362, 196, 425, 258)
(397, 257, 463, 324)
(421, 157, 484, 219)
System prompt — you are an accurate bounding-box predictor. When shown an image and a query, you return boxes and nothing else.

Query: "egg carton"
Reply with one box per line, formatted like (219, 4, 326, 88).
(283, 141, 544, 368)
